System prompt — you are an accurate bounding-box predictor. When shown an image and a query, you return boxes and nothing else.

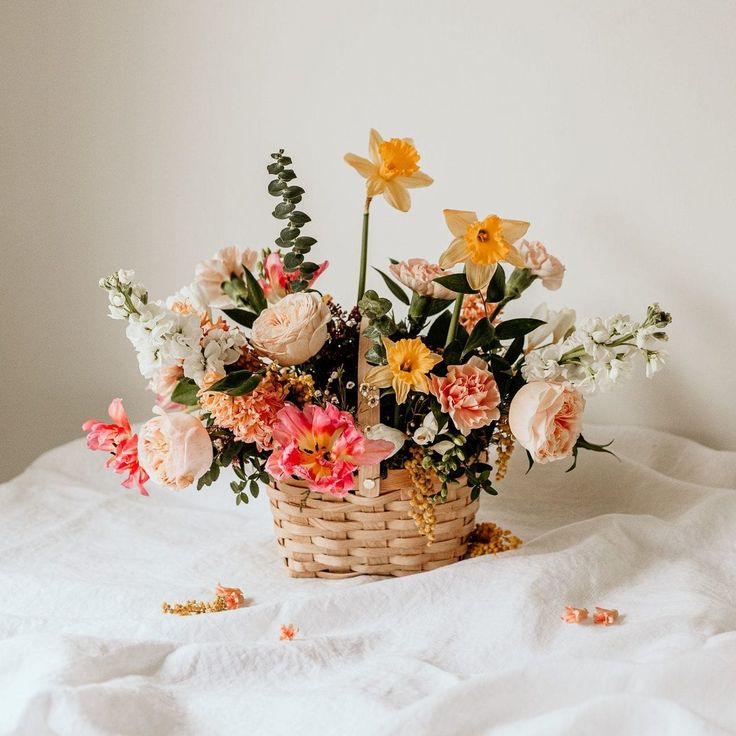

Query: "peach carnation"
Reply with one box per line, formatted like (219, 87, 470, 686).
(199, 371, 287, 450)
(429, 356, 501, 436)
(388, 258, 455, 300)
(459, 294, 501, 333)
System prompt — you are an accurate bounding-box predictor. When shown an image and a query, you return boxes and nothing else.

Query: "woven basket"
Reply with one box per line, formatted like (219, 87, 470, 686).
(266, 318, 480, 578)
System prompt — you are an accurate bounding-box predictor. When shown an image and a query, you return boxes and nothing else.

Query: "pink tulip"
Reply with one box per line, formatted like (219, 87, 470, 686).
(83, 399, 150, 495)
(266, 403, 393, 496)
(260, 252, 329, 303)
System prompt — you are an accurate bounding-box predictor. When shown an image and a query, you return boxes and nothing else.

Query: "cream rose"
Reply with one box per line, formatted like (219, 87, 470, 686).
(138, 411, 213, 489)
(389, 258, 456, 300)
(250, 292, 331, 366)
(508, 381, 585, 463)
(519, 240, 565, 291)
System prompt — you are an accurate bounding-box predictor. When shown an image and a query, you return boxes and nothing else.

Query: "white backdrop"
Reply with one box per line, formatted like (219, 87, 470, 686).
(1, 0, 735, 481)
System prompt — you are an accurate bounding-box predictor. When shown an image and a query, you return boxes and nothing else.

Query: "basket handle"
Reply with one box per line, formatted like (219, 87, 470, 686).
(356, 317, 381, 497)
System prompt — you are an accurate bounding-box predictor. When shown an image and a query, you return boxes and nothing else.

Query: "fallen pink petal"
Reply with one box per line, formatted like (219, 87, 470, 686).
(561, 606, 589, 624)
(593, 607, 619, 626)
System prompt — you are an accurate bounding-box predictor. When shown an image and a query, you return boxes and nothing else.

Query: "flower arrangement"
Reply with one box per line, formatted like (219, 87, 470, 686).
(85, 129, 671, 564)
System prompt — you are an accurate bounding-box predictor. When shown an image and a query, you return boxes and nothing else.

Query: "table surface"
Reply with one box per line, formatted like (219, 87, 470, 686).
(1, 425, 735, 736)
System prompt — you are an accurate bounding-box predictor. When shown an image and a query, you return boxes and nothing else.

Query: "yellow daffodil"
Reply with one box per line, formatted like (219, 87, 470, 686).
(439, 210, 530, 290)
(344, 129, 433, 212)
(364, 336, 441, 404)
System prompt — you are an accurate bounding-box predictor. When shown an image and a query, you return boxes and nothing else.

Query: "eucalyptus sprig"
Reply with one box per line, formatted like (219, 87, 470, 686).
(267, 149, 320, 292)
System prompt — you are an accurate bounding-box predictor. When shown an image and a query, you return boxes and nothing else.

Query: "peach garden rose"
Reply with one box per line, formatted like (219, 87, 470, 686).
(138, 411, 213, 489)
(250, 292, 331, 366)
(508, 381, 585, 463)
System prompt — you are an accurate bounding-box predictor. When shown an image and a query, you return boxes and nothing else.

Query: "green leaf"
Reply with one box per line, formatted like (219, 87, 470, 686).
(283, 185, 305, 199)
(294, 236, 317, 248)
(242, 266, 267, 314)
(207, 371, 262, 396)
(495, 318, 546, 340)
(249, 480, 260, 498)
(266, 162, 283, 175)
(171, 378, 199, 406)
(426, 310, 452, 348)
(374, 268, 410, 305)
(486, 265, 506, 303)
(268, 179, 286, 196)
(279, 169, 296, 181)
(388, 258, 399, 265)
(433, 273, 476, 294)
(300, 261, 322, 275)
(504, 335, 524, 364)
(283, 252, 304, 270)
(280, 227, 299, 242)
(425, 298, 454, 317)
(443, 338, 463, 366)
(462, 318, 496, 358)
(273, 201, 295, 219)
(567, 435, 618, 472)
(289, 211, 311, 227)
(221, 308, 256, 329)
(364, 342, 386, 365)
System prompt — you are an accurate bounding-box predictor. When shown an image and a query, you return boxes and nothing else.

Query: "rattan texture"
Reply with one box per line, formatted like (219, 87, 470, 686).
(267, 470, 479, 578)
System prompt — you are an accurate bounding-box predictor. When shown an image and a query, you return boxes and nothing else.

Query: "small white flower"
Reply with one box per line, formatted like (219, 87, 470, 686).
(645, 351, 666, 378)
(430, 440, 454, 456)
(413, 413, 439, 445)
(526, 303, 576, 350)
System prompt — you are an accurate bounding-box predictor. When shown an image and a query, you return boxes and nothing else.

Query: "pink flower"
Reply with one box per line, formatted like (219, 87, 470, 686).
(138, 411, 213, 490)
(519, 240, 565, 290)
(194, 245, 259, 306)
(388, 258, 455, 300)
(593, 607, 619, 626)
(508, 381, 585, 463)
(260, 251, 329, 304)
(215, 584, 246, 610)
(561, 606, 589, 623)
(429, 357, 501, 436)
(83, 398, 150, 495)
(266, 403, 394, 496)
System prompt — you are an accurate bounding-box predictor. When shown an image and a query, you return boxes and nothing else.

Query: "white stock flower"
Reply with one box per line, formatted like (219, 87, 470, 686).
(183, 326, 246, 388)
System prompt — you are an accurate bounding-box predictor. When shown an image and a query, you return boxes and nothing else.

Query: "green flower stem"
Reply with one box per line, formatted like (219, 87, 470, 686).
(356, 196, 373, 303)
(446, 289, 464, 347)
(488, 295, 513, 322)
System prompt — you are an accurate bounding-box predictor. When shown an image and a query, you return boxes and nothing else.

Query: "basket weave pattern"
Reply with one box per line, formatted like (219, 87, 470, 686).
(267, 469, 479, 578)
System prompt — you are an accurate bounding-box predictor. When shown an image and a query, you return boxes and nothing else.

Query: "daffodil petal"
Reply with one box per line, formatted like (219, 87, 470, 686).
(394, 378, 410, 405)
(466, 261, 495, 290)
(366, 176, 385, 197)
(438, 237, 470, 269)
(344, 153, 377, 179)
(504, 243, 526, 268)
(443, 209, 478, 238)
(395, 171, 433, 189)
(364, 365, 393, 388)
(501, 219, 530, 244)
(369, 129, 382, 165)
(413, 374, 430, 394)
(383, 180, 411, 212)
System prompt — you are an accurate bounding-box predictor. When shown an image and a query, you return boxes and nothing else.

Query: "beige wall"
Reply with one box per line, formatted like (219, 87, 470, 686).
(2, 0, 735, 481)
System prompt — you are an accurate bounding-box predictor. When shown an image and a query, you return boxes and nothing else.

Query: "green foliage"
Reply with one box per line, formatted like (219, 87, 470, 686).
(242, 266, 267, 314)
(426, 310, 452, 348)
(495, 318, 545, 340)
(268, 149, 318, 292)
(373, 267, 410, 305)
(171, 378, 199, 406)
(358, 289, 397, 340)
(433, 273, 476, 294)
(221, 308, 256, 329)
(486, 265, 506, 303)
(207, 370, 262, 396)
(462, 317, 496, 358)
(566, 435, 618, 472)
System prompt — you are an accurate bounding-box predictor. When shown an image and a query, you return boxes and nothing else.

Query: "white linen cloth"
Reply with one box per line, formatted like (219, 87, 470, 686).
(1, 425, 735, 735)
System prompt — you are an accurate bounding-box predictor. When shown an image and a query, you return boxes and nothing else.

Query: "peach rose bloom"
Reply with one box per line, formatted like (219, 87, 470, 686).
(429, 356, 501, 436)
(138, 412, 213, 489)
(250, 293, 331, 366)
(519, 240, 565, 291)
(149, 364, 184, 401)
(389, 258, 455, 300)
(508, 381, 585, 463)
